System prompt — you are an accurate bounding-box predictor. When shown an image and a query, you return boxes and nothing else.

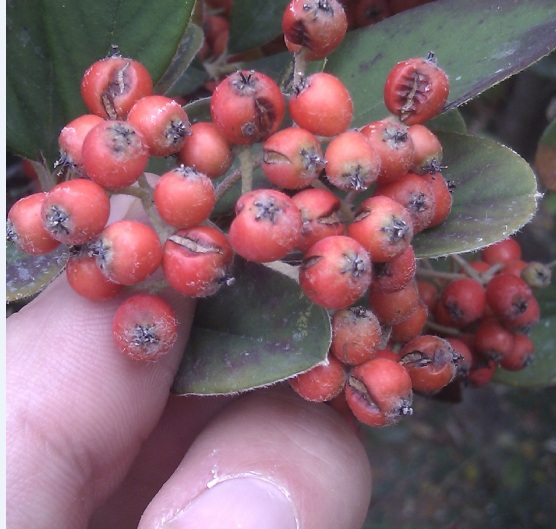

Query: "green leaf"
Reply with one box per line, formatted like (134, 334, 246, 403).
(172, 258, 331, 395)
(6, 243, 68, 303)
(413, 132, 539, 258)
(228, 0, 290, 53)
(164, 60, 209, 98)
(324, 0, 556, 128)
(154, 23, 205, 95)
(494, 285, 556, 388)
(7, 0, 195, 165)
(428, 109, 467, 134)
(184, 97, 212, 123)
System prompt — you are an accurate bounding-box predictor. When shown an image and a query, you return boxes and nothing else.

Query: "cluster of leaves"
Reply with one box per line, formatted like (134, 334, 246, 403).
(6, 0, 556, 393)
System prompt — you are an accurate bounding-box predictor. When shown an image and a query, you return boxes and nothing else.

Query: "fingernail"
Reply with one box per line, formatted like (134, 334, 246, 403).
(161, 477, 298, 529)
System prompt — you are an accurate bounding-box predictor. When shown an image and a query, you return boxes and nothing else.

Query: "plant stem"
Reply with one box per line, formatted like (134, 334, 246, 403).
(416, 267, 467, 281)
(292, 50, 308, 88)
(31, 158, 56, 192)
(137, 174, 174, 241)
(237, 145, 254, 195)
(111, 185, 150, 201)
(449, 254, 483, 283)
(214, 167, 242, 202)
(424, 319, 461, 337)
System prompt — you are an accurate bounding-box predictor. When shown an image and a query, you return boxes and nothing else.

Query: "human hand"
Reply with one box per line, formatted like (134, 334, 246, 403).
(7, 201, 372, 529)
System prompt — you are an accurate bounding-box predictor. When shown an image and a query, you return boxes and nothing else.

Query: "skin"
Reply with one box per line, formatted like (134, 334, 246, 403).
(6, 197, 372, 529)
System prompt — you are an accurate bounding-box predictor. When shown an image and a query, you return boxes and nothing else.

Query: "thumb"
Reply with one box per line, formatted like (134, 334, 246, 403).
(7, 195, 195, 529)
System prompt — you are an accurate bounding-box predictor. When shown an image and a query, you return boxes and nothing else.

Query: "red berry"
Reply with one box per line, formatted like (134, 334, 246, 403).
(383, 54, 450, 125)
(467, 353, 496, 388)
(501, 259, 528, 278)
(400, 335, 460, 394)
(289, 72, 353, 137)
(369, 278, 419, 325)
(229, 189, 302, 263)
(389, 300, 428, 343)
(345, 357, 413, 427)
(420, 171, 453, 228)
(324, 130, 381, 191)
(56, 114, 104, 172)
(374, 349, 401, 362)
(282, 0, 348, 60)
(499, 333, 534, 371)
(178, 122, 233, 179)
(289, 353, 346, 402)
(482, 238, 522, 265)
(485, 273, 533, 325)
(81, 55, 153, 119)
(330, 306, 382, 366)
(370, 244, 416, 294)
(299, 235, 372, 309)
(65, 251, 124, 301)
(407, 124, 443, 175)
(112, 293, 178, 362)
(92, 220, 163, 286)
(127, 95, 191, 157)
(417, 279, 439, 313)
(153, 166, 216, 229)
(464, 259, 492, 275)
(162, 226, 234, 298)
(292, 187, 345, 252)
(347, 195, 414, 262)
(82, 120, 149, 189)
(439, 277, 486, 328)
(262, 127, 325, 189)
(374, 172, 436, 233)
(7, 193, 61, 255)
(444, 337, 474, 379)
(474, 318, 515, 362)
(201, 15, 230, 60)
(210, 70, 285, 145)
(359, 119, 415, 184)
(504, 295, 540, 333)
(41, 179, 110, 245)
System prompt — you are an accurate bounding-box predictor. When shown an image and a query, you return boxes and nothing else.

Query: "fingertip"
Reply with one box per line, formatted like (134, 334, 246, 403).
(139, 387, 372, 529)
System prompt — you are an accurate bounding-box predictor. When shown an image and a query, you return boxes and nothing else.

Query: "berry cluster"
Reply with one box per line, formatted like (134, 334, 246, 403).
(291, 236, 550, 427)
(6, 0, 546, 430)
(417, 238, 550, 387)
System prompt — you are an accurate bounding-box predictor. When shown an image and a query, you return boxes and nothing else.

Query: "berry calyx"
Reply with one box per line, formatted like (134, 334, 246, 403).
(299, 235, 372, 310)
(112, 293, 178, 362)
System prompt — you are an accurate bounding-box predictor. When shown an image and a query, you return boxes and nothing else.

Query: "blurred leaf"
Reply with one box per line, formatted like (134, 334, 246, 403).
(228, 0, 289, 53)
(184, 96, 212, 123)
(494, 285, 556, 387)
(534, 119, 556, 191)
(6, 243, 68, 303)
(531, 50, 556, 79)
(325, 0, 556, 128)
(172, 258, 331, 395)
(7, 0, 195, 165)
(154, 23, 205, 95)
(164, 60, 209, 98)
(413, 132, 539, 258)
